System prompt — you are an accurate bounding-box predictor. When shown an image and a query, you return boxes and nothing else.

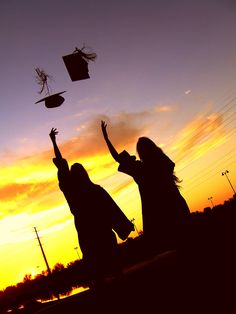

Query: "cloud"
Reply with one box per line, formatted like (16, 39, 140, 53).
(0, 206, 72, 245)
(184, 89, 191, 95)
(0, 133, 118, 217)
(1, 103, 175, 166)
(46, 111, 151, 162)
(0, 104, 174, 219)
(171, 112, 226, 162)
(0, 179, 60, 216)
(0, 181, 55, 202)
(154, 105, 173, 112)
(69, 106, 175, 157)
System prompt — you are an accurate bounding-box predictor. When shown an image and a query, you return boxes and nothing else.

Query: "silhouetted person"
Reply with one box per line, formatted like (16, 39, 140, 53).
(101, 121, 190, 255)
(49, 128, 134, 283)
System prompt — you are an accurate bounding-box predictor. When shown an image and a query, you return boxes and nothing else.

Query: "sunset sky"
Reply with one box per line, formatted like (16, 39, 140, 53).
(0, 0, 235, 290)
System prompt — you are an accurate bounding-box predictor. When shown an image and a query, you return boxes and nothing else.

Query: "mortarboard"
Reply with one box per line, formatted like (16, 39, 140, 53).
(35, 91, 66, 108)
(62, 47, 97, 82)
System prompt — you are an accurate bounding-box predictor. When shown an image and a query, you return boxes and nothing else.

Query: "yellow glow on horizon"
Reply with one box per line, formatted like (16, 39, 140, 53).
(0, 109, 235, 291)
(0, 150, 143, 290)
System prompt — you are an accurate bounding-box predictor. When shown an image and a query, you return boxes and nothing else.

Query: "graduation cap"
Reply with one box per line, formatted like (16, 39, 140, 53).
(35, 91, 66, 108)
(34, 67, 66, 108)
(62, 47, 97, 82)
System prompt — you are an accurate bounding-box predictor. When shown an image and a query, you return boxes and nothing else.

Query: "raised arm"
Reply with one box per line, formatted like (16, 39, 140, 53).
(49, 128, 63, 159)
(101, 120, 120, 162)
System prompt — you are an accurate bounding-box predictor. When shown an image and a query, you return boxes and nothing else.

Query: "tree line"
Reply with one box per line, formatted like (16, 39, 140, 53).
(0, 194, 235, 314)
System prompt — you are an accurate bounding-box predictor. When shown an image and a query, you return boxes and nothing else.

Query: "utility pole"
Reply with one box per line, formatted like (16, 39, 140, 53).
(208, 196, 214, 208)
(34, 227, 61, 301)
(34, 227, 51, 275)
(222, 170, 236, 195)
(131, 218, 139, 236)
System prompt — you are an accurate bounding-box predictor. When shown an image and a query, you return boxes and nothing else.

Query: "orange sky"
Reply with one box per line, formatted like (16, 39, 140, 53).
(0, 0, 236, 292)
(0, 103, 235, 290)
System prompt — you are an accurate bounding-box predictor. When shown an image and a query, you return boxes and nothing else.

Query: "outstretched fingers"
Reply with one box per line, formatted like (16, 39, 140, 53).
(101, 120, 108, 136)
(49, 128, 58, 140)
(101, 120, 107, 128)
(50, 128, 58, 134)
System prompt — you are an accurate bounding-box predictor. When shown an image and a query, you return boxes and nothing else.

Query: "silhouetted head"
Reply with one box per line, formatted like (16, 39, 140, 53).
(136, 137, 163, 162)
(137, 137, 180, 184)
(70, 163, 91, 184)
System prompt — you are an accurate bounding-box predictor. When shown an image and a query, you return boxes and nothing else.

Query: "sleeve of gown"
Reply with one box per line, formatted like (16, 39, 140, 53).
(117, 150, 139, 177)
(52, 158, 70, 190)
(100, 187, 135, 240)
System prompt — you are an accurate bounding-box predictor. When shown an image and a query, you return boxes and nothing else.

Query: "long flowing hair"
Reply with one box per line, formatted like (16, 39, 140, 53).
(136, 137, 182, 187)
(70, 163, 93, 187)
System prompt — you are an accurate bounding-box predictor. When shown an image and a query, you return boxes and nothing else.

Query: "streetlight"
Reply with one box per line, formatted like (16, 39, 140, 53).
(74, 246, 81, 260)
(208, 196, 214, 208)
(222, 170, 236, 195)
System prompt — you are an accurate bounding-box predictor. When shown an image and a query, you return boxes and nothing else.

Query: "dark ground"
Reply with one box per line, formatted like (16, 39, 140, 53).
(3, 198, 235, 314)
(27, 248, 235, 314)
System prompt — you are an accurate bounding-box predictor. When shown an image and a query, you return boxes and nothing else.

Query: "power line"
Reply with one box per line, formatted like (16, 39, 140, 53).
(177, 133, 236, 173)
(184, 159, 236, 194)
(175, 104, 235, 177)
(174, 105, 235, 164)
(179, 148, 236, 185)
(184, 153, 235, 188)
(172, 97, 236, 152)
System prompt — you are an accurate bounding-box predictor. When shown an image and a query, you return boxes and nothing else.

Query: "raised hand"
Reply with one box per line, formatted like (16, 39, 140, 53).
(49, 128, 58, 142)
(101, 120, 120, 162)
(101, 120, 108, 139)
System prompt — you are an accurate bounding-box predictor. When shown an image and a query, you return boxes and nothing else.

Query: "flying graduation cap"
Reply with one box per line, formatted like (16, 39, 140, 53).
(35, 91, 66, 108)
(62, 46, 97, 82)
(34, 67, 66, 108)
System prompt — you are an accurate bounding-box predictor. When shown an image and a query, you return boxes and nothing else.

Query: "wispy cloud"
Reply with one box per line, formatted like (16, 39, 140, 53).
(49, 111, 151, 161)
(0, 205, 72, 245)
(171, 112, 227, 162)
(72, 106, 175, 155)
(0, 181, 55, 202)
(0, 103, 177, 219)
(184, 89, 192, 95)
(154, 105, 173, 112)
